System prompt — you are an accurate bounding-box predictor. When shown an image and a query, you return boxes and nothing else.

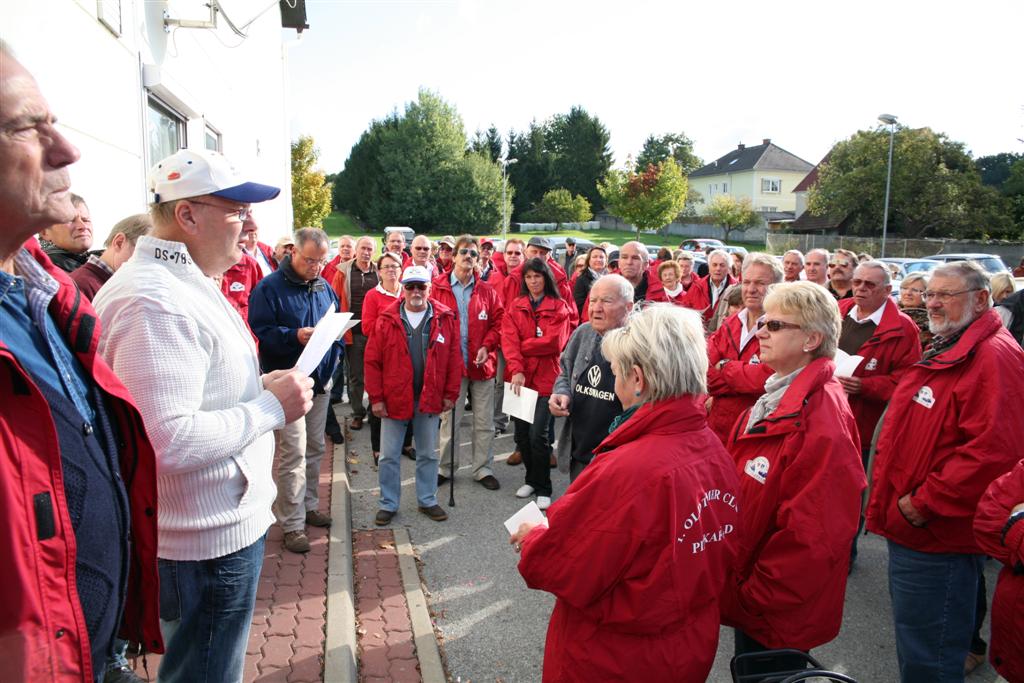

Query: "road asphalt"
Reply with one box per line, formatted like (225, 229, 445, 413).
(344, 404, 1005, 683)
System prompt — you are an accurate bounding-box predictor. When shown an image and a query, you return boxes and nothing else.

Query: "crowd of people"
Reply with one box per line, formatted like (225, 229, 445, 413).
(4, 40, 1024, 683)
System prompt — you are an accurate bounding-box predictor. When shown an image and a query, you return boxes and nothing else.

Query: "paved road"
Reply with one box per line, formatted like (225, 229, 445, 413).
(346, 403, 1004, 682)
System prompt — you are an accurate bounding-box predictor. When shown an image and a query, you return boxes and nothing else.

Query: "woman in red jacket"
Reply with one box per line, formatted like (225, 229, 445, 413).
(361, 251, 403, 464)
(646, 260, 688, 305)
(721, 281, 865, 677)
(502, 257, 572, 510)
(974, 459, 1024, 683)
(510, 305, 740, 681)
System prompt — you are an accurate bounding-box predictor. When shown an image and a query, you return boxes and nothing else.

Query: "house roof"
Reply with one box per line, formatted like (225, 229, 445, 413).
(690, 139, 814, 178)
(792, 149, 834, 193)
(790, 210, 849, 233)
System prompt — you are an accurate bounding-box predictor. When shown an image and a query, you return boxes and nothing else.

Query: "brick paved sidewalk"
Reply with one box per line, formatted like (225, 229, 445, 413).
(353, 529, 421, 683)
(132, 442, 335, 682)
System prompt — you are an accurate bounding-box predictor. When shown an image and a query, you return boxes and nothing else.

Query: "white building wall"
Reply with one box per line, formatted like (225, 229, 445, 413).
(1, 0, 294, 245)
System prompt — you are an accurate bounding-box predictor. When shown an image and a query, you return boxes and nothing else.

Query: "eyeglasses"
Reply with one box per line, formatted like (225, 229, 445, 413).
(187, 199, 251, 222)
(505, 250, 522, 256)
(379, 264, 401, 271)
(458, 248, 479, 258)
(413, 246, 431, 251)
(851, 278, 884, 290)
(828, 261, 852, 268)
(921, 288, 980, 303)
(404, 282, 428, 291)
(757, 319, 802, 332)
(301, 256, 329, 268)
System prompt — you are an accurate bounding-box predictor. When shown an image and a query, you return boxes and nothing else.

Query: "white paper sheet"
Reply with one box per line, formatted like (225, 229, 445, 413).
(296, 304, 353, 376)
(833, 349, 864, 377)
(502, 382, 539, 423)
(504, 500, 550, 535)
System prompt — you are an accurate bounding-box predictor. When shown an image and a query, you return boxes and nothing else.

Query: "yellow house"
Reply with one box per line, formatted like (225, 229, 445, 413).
(689, 139, 813, 215)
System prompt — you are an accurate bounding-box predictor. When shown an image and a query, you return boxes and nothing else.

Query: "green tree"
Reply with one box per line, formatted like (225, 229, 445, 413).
(636, 132, 703, 175)
(523, 188, 592, 225)
(332, 113, 398, 217)
(704, 195, 761, 242)
(976, 152, 1023, 187)
(808, 126, 1014, 239)
(598, 161, 689, 233)
(507, 121, 553, 220)
(547, 106, 613, 210)
(291, 135, 332, 229)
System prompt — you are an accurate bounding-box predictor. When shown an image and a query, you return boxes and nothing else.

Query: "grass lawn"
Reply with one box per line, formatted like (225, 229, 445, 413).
(320, 212, 766, 251)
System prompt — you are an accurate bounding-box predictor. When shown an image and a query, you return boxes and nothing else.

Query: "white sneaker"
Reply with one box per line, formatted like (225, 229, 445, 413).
(515, 484, 535, 498)
(536, 496, 551, 511)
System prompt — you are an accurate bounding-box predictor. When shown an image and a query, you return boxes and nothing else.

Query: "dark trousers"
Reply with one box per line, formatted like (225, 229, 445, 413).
(346, 333, 368, 420)
(971, 569, 988, 655)
(513, 398, 552, 496)
(733, 629, 809, 678)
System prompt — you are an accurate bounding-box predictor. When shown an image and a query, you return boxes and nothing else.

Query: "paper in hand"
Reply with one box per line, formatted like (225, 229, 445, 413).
(296, 304, 353, 376)
(503, 500, 549, 535)
(833, 349, 864, 377)
(502, 382, 539, 423)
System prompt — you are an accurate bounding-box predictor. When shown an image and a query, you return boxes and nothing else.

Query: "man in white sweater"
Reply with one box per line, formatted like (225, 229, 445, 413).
(94, 149, 314, 683)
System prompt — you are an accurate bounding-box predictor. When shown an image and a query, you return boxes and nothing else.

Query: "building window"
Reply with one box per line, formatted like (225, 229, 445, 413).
(761, 178, 781, 193)
(722, 183, 728, 193)
(97, 0, 122, 36)
(147, 97, 186, 166)
(205, 125, 222, 152)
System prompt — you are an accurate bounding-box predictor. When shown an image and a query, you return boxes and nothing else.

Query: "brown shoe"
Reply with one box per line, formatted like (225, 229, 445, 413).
(477, 475, 500, 490)
(283, 530, 310, 553)
(506, 450, 522, 466)
(418, 504, 448, 522)
(375, 509, 395, 526)
(349, 416, 364, 430)
(305, 510, 332, 527)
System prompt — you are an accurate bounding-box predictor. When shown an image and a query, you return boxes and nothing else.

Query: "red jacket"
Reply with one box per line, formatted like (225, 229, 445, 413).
(866, 310, 1024, 554)
(360, 284, 401, 341)
(221, 253, 263, 319)
(837, 298, 922, 447)
(363, 299, 462, 420)
(431, 272, 504, 381)
(721, 358, 865, 650)
(646, 285, 687, 306)
(974, 460, 1024, 682)
(321, 254, 342, 291)
(681, 273, 738, 321)
(1, 241, 162, 681)
(253, 241, 278, 272)
(503, 259, 579, 328)
(706, 312, 774, 444)
(518, 396, 739, 682)
(501, 295, 572, 396)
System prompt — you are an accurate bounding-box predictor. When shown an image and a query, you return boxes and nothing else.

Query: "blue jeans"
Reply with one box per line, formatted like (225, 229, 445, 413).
(887, 539, 982, 682)
(379, 408, 440, 511)
(157, 535, 266, 683)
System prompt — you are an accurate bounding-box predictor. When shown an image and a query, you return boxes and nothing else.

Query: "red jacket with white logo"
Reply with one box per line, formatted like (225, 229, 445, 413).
(866, 310, 1024, 554)
(431, 272, 504, 381)
(503, 259, 579, 329)
(837, 298, 922, 447)
(220, 253, 263, 320)
(364, 299, 463, 420)
(974, 459, 1024, 683)
(706, 312, 774, 444)
(501, 294, 572, 396)
(681, 273, 738, 321)
(1, 241, 162, 681)
(721, 358, 865, 650)
(518, 396, 740, 682)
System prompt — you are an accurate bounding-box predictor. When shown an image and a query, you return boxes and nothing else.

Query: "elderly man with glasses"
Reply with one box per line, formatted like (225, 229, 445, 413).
(331, 235, 378, 430)
(866, 260, 1024, 682)
(249, 227, 343, 553)
(432, 235, 505, 490)
(826, 249, 857, 300)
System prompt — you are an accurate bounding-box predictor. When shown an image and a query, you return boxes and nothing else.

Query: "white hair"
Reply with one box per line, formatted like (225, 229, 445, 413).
(707, 249, 730, 265)
(856, 260, 892, 285)
(601, 304, 707, 400)
(742, 252, 783, 283)
(592, 272, 634, 303)
(783, 249, 804, 265)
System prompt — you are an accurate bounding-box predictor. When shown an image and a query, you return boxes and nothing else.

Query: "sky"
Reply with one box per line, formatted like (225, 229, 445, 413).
(285, 0, 1023, 175)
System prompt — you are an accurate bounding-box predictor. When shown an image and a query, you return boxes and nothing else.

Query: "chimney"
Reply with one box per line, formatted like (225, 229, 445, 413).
(737, 143, 745, 151)
(762, 138, 771, 145)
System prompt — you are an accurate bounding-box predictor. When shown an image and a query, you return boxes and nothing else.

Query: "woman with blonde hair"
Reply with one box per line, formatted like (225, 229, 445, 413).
(898, 272, 931, 349)
(512, 305, 740, 681)
(991, 272, 1015, 305)
(720, 281, 866, 677)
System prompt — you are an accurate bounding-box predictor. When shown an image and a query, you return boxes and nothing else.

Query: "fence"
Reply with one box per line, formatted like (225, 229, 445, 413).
(511, 221, 601, 233)
(765, 233, 1024, 263)
(595, 212, 767, 242)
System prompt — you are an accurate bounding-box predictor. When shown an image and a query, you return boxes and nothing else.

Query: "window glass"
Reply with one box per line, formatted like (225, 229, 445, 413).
(147, 98, 185, 165)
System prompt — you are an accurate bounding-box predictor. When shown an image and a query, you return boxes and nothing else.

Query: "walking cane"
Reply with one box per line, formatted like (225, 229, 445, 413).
(448, 406, 456, 507)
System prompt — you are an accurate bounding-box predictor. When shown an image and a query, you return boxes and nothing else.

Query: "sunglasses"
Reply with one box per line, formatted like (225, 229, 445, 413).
(404, 283, 428, 291)
(851, 278, 883, 290)
(458, 248, 479, 258)
(413, 246, 431, 251)
(757, 320, 802, 332)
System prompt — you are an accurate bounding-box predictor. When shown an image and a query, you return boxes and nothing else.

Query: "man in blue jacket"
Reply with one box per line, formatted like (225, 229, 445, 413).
(250, 227, 342, 553)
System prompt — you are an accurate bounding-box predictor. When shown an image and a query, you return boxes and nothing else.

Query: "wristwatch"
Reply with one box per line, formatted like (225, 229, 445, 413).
(1002, 509, 1024, 546)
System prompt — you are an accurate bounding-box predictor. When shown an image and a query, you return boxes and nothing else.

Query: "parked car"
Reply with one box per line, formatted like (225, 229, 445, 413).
(383, 226, 415, 244)
(878, 257, 943, 279)
(548, 236, 596, 264)
(679, 238, 725, 253)
(924, 253, 1009, 274)
(722, 245, 749, 258)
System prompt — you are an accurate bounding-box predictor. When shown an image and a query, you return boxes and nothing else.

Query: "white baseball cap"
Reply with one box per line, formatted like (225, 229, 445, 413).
(148, 149, 280, 204)
(401, 265, 431, 285)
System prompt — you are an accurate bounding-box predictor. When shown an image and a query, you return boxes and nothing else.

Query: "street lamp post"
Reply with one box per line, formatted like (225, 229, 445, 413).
(878, 113, 898, 258)
(500, 157, 517, 242)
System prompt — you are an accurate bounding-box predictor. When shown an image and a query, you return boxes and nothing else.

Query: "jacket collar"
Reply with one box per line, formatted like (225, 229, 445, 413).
(740, 356, 834, 438)
(594, 395, 708, 454)
(918, 309, 1004, 370)
(839, 297, 903, 338)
